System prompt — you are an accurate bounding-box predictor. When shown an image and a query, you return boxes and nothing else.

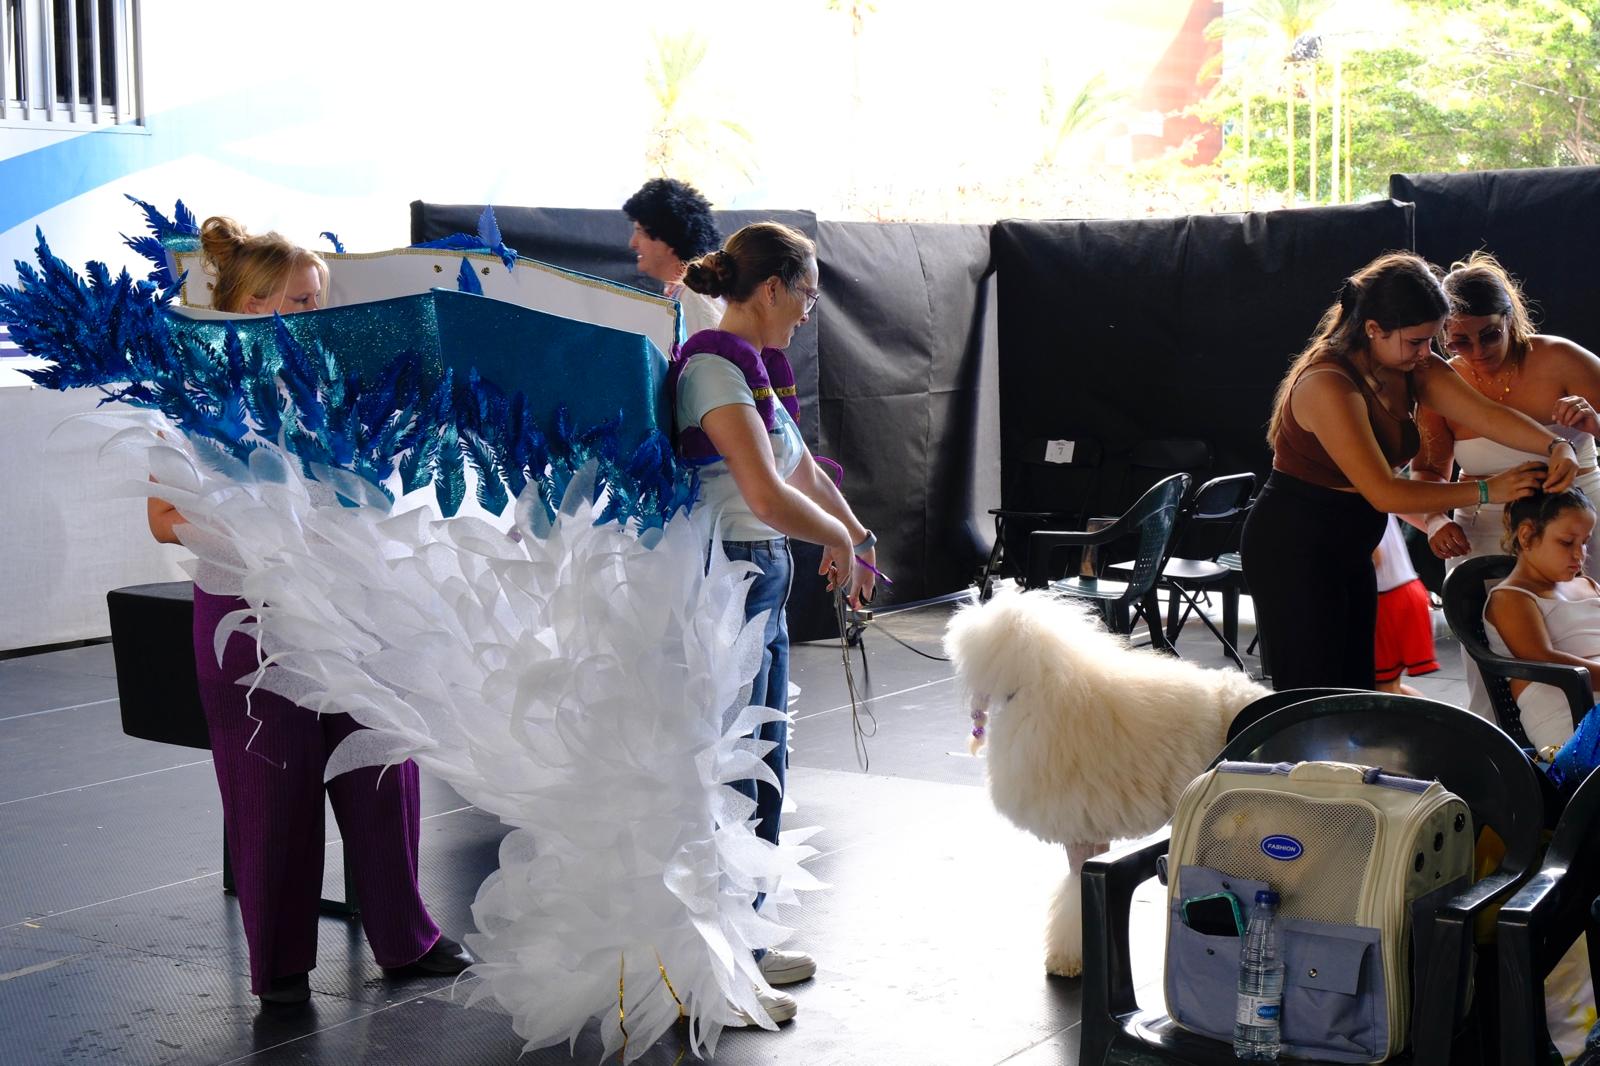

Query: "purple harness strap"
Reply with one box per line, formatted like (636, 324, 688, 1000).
(667, 329, 801, 464)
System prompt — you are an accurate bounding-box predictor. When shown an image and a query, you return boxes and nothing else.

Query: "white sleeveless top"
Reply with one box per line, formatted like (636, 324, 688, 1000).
(1454, 422, 1597, 476)
(1374, 514, 1418, 594)
(1484, 578, 1600, 749)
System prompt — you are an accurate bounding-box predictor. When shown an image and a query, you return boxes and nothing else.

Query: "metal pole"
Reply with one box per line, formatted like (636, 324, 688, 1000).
(130, 0, 142, 123)
(16, 0, 28, 120)
(41, 0, 53, 120)
(88, 0, 101, 122)
(1330, 47, 1342, 204)
(65, 0, 78, 120)
(0, 0, 10, 120)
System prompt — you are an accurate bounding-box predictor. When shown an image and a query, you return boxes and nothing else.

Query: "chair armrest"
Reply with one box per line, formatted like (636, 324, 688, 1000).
(1481, 659, 1594, 724)
(1082, 829, 1170, 1023)
(1026, 522, 1131, 588)
(1498, 868, 1574, 1063)
(989, 508, 1081, 520)
(1413, 868, 1527, 1061)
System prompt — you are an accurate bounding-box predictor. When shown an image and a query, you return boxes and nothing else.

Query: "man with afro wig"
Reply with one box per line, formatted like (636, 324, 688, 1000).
(623, 178, 726, 339)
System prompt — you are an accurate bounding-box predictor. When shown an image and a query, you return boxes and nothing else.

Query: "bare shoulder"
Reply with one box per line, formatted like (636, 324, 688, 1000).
(1532, 333, 1600, 367)
(1486, 581, 1546, 625)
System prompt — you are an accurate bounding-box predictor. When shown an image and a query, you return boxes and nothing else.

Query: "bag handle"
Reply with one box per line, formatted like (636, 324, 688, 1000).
(1285, 760, 1377, 784)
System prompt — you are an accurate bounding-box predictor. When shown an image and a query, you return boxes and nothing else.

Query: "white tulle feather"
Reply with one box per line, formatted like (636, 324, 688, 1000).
(120, 416, 819, 1061)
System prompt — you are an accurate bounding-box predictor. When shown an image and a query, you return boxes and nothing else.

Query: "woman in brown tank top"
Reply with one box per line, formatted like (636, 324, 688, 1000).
(1242, 252, 1579, 692)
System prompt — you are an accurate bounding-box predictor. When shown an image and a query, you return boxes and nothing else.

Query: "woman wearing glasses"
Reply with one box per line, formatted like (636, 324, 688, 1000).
(1411, 253, 1600, 715)
(670, 221, 877, 1023)
(1414, 253, 1600, 567)
(1243, 252, 1577, 692)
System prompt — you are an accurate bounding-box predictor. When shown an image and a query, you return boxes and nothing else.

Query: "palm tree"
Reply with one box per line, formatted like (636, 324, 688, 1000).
(643, 32, 755, 190)
(1206, 0, 1334, 203)
(1038, 69, 1125, 170)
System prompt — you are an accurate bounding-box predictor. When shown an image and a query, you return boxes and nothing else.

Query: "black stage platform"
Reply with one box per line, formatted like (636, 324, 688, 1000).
(0, 601, 1464, 1065)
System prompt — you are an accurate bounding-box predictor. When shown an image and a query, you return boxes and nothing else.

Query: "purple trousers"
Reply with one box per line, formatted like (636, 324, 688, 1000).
(192, 588, 440, 993)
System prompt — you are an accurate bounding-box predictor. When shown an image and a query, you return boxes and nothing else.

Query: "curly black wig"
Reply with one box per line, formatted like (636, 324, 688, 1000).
(622, 178, 721, 263)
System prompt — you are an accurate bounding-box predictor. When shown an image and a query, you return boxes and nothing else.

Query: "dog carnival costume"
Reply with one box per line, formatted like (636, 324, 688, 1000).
(0, 200, 822, 1060)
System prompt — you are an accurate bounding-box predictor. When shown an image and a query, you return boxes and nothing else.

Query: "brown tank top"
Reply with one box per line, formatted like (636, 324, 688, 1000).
(1273, 362, 1422, 489)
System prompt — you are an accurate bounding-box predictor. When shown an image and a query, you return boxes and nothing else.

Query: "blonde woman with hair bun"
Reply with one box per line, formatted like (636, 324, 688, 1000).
(149, 216, 469, 1006)
(198, 215, 327, 314)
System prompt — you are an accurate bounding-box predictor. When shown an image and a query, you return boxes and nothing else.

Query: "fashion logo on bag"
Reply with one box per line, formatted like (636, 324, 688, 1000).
(1260, 834, 1304, 861)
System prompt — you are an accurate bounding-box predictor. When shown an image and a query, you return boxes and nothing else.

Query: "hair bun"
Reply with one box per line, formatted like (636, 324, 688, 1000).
(683, 248, 737, 299)
(199, 215, 250, 271)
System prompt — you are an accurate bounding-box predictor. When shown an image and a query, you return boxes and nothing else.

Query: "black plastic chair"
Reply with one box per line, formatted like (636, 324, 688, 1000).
(1025, 473, 1190, 653)
(979, 436, 1106, 600)
(1107, 473, 1255, 665)
(1498, 767, 1600, 1063)
(1223, 687, 1359, 742)
(1080, 692, 1547, 1066)
(1441, 554, 1593, 751)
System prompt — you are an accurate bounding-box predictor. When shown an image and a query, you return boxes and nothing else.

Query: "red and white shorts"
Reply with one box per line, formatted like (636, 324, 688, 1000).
(1374, 577, 1439, 683)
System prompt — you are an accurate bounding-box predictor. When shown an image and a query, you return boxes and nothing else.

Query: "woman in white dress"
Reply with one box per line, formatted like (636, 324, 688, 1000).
(1412, 254, 1600, 714)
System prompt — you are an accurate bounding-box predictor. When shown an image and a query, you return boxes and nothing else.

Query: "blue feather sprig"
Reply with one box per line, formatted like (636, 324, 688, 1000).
(412, 205, 518, 273)
(0, 231, 693, 528)
(120, 196, 200, 289)
(320, 232, 346, 254)
(456, 257, 483, 296)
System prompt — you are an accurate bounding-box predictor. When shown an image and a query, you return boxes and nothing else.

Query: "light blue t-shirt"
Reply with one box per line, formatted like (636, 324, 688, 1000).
(676, 352, 805, 541)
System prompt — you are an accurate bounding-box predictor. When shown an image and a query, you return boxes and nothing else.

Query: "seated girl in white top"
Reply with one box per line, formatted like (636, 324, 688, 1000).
(1484, 488, 1600, 751)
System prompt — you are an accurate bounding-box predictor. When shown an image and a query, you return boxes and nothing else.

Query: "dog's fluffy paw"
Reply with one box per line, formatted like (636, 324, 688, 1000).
(1044, 951, 1083, 978)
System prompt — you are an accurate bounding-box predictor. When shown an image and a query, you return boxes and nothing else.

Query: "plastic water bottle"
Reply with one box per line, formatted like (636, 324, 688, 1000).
(1234, 889, 1284, 1061)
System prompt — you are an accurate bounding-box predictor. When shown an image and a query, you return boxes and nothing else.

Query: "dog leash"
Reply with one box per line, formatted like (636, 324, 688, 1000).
(833, 585, 878, 770)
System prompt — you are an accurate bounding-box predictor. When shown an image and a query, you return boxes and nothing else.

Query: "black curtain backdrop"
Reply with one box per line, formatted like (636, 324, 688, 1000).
(990, 199, 1415, 571)
(815, 221, 996, 607)
(1390, 166, 1600, 352)
(410, 203, 996, 638)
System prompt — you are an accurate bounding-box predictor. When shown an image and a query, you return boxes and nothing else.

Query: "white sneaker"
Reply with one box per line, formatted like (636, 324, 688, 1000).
(757, 948, 817, 986)
(731, 985, 798, 1026)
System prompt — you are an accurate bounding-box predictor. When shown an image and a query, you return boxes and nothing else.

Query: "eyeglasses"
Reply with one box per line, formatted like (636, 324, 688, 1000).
(1443, 326, 1506, 354)
(796, 285, 820, 314)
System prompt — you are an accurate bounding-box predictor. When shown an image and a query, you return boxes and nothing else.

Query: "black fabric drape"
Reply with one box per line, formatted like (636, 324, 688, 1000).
(1391, 166, 1600, 352)
(990, 200, 1416, 538)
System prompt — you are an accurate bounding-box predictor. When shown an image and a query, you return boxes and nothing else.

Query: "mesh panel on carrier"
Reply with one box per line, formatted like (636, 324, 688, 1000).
(1191, 789, 1378, 924)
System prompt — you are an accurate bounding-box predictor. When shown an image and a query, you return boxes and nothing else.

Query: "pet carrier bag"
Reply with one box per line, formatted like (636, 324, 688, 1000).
(1161, 760, 1473, 1062)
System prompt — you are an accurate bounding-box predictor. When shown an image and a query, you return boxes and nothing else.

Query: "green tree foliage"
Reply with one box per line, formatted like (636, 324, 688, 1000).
(1197, 0, 1600, 205)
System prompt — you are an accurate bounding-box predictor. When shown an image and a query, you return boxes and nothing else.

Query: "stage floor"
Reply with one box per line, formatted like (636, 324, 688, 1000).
(0, 597, 1467, 1065)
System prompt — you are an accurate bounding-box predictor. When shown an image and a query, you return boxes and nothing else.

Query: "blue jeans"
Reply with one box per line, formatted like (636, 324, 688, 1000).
(720, 538, 792, 848)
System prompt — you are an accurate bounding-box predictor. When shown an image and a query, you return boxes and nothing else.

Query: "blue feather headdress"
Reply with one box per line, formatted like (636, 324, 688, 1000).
(1, 226, 695, 529)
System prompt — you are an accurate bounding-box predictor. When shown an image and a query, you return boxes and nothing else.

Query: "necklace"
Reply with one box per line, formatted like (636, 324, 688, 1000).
(1459, 358, 1517, 401)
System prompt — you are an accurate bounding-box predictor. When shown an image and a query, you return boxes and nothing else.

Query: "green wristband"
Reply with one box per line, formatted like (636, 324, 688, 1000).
(1477, 480, 1490, 505)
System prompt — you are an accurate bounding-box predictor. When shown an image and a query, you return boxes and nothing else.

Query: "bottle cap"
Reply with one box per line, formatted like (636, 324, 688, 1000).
(1255, 889, 1280, 905)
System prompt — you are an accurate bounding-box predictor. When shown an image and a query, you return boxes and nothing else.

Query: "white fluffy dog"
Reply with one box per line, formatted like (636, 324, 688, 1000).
(943, 586, 1269, 977)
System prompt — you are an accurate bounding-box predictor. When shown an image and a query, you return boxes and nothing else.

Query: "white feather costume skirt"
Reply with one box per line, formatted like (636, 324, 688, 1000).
(112, 414, 821, 1061)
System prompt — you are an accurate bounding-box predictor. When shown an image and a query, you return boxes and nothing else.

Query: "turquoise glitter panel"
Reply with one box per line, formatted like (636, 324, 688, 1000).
(432, 291, 669, 455)
(168, 290, 669, 456)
